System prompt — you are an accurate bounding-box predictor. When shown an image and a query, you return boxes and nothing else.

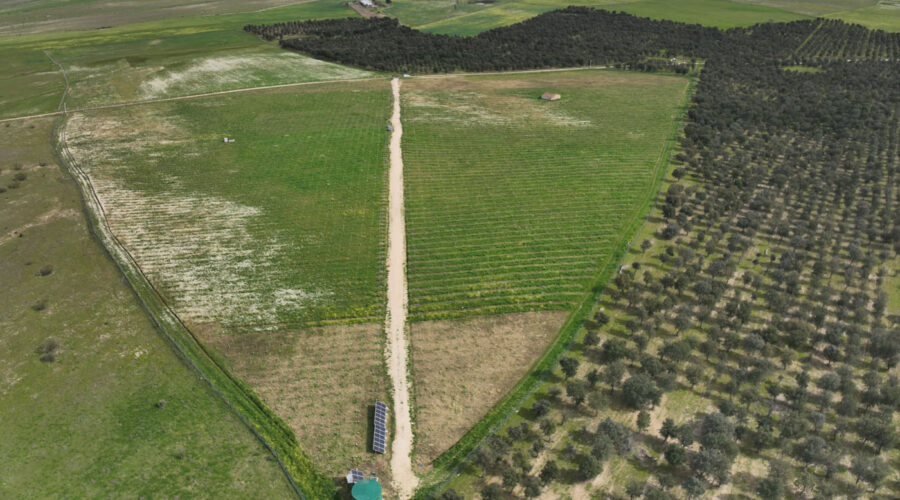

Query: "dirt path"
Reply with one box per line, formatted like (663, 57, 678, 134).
(385, 77, 418, 499)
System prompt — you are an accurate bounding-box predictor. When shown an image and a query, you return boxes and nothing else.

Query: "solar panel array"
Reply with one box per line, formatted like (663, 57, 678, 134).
(349, 469, 364, 483)
(373, 401, 387, 454)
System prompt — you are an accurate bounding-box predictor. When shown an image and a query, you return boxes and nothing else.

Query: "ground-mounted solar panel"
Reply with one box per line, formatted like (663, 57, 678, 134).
(373, 400, 388, 454)
(349, 469, 365, 483)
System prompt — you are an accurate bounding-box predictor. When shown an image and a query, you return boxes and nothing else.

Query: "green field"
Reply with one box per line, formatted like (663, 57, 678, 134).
(393, 0, 809, 36)
(0, 0, 366, 118)
(826, 1, 900, 32)
(0, 117, 294, 498)
(402, 70, 690, 321)
(64, 80, 391, 330)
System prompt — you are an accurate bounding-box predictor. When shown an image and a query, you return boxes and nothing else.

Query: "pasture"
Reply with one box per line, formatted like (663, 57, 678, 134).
(402, 69, 691, 321)
(0, 0, 366, 118)
(64, 80, 391, 330)
(0, 118, 294, 498)
(396, 0, 809, 36)
(826, 1, 900, 32)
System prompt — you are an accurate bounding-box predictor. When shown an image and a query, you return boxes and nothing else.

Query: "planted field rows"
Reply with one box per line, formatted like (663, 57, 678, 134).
(65, 81, 390, 331)
(402, 70, 690, 321)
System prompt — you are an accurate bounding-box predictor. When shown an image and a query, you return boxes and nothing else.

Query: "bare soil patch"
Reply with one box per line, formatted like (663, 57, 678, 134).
(409, 310, 569, 464)
(202, 323, 392, 484)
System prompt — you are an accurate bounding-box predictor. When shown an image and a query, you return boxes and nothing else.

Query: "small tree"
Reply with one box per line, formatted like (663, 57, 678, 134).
(604, 360, 626, 388)
(636, 410, 651, 432)
(660, 418, 677, 441)
(622, 374, 662, 409)
(578, 455, 601, 480)
(540, 460, 559, 484)
(567, 380, 587, 406)
(641, 239, 653, 254)
(522, 475, 542, 498)
(481, 483, 503, 500)
(664, 443, 686, 467)
(559, 357, 580, 379)
(625, 480, 645, 499)
(682, 476, 705, 499)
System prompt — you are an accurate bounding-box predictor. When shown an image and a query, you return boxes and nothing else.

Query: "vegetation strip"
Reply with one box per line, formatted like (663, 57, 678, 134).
(53, 117, 335, 499)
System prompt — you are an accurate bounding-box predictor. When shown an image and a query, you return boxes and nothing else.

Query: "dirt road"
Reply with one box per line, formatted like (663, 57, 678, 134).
(385, 77, 418, 499)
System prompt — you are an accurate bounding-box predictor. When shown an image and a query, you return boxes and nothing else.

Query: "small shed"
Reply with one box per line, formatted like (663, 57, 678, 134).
(351, 479, 383, 500)
(540, 92, 561, 101)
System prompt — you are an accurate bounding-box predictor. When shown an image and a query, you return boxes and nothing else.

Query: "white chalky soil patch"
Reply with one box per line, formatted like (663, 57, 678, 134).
(139, 52, 372, 99)
(65, 110, 331, 329)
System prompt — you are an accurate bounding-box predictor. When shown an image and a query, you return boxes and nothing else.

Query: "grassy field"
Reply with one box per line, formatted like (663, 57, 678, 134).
(0, 0, 367, 118)
(730, 0, 878, 15)
(0, 117, 294, 498)
(402, 70, 690, 321)
(64, 80, 391, 330)
(393, 0, 809, 36)
(0, 0, 349, 35)
(826, 1, 900, 32)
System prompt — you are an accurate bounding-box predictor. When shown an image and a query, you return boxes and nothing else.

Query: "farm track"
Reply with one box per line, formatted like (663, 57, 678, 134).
(385, 77, 418, 499)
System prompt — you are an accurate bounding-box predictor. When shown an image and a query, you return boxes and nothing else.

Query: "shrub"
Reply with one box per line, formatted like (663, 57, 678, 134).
(36, 338, 59, 362)
(36, 265, 53, 276)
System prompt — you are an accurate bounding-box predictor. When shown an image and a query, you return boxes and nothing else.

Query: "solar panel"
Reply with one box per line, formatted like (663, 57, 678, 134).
(373, 401, 388, 454)
(349, 470, 364, 483)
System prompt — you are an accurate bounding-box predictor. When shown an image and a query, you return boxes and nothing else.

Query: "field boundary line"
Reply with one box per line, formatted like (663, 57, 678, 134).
(52, 117, 335, 500)
(43, 50, 69, 113)
(413, 75, 697, 497)
(0, 66, 615, 124)
(385, 76, 419, 499)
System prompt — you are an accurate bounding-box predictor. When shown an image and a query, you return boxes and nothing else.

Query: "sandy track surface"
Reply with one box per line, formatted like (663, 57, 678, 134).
(386, 77, 418, 499)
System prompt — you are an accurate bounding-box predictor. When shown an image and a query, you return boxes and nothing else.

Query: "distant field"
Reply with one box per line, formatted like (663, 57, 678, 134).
(0, 1, 366, 118)
(0, 0, 350, 35)
(730, 0, 877, 15)
(826, 1, 900, 32)
(396, 0, 808, 35)
(402, 70, 690, 320)
(65, 80, 390, 330)
(0, 118, 293, 498)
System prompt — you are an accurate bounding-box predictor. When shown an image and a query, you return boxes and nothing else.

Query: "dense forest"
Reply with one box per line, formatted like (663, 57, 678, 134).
(249, 9, 900, 499)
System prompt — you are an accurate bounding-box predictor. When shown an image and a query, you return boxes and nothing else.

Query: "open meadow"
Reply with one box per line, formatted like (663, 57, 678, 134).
(390, 0, 899, 35)
(0, 117, 294, 498)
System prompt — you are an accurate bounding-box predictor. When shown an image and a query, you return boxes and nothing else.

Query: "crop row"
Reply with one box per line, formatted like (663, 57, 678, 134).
(402, 74, 690, 320)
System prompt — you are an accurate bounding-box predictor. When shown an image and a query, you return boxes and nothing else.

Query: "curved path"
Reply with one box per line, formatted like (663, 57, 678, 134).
(386, 77, 418, 499)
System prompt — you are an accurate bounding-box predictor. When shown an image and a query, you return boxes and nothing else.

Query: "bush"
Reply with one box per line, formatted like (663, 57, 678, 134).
(36, 265, 53, 276)
(13, 172, 26, 181)
(661, 223, 681, 240)
(36, 338, 59, 362)
(30, 300, 47, 311)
